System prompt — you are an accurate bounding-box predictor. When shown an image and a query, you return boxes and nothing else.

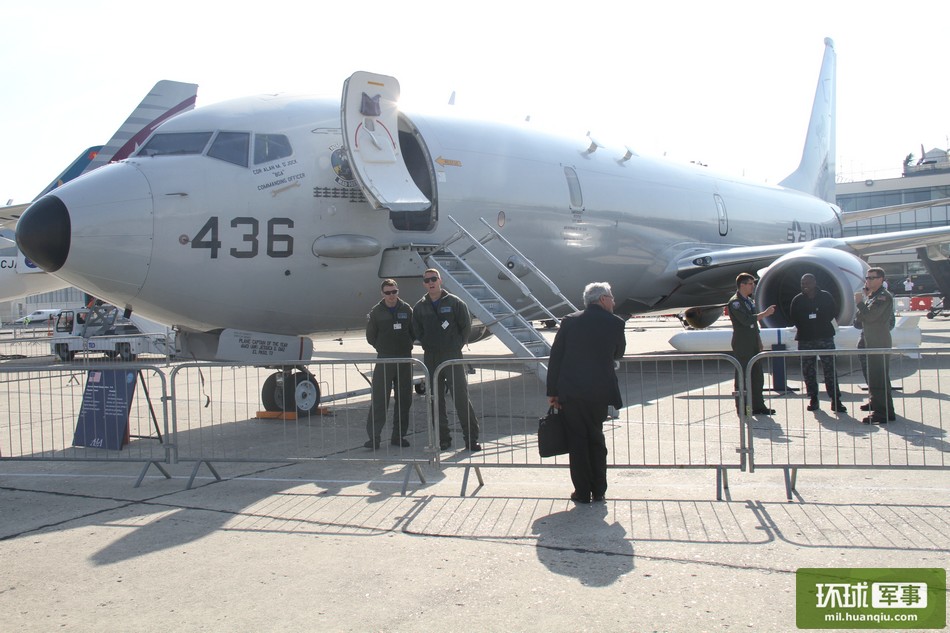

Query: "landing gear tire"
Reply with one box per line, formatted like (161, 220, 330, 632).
(261, 371, 321, 416)
(261, 373, 282, 411)
(290, 371, 321, 416)
(55, 344, 75, 362)
(414, 378, 426, 395)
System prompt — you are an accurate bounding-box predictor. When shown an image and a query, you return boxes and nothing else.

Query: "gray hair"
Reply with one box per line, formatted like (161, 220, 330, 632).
(583, 282, 612, 306)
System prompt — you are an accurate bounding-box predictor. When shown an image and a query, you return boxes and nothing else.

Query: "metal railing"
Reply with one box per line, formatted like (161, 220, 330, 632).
(745, 347, 950, 499)
(431, 354, 745, 499)
(2, 348, 947, 502)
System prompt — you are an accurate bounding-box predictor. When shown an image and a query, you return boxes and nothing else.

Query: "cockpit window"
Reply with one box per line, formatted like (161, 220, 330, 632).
(138, 132, 213, 157)
(207, 132, 250, 167)
(254, 134, 292, 165)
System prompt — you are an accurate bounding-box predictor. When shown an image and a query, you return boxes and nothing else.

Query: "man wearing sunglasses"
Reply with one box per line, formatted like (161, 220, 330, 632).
(854, 267, 896, 424)
(365, 279, 416, 449)
(412, 269, 481, 451)
(729, 272, 776, 416)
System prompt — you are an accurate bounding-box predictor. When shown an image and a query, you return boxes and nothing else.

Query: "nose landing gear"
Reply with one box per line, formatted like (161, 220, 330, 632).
(261, 368, 321, 416)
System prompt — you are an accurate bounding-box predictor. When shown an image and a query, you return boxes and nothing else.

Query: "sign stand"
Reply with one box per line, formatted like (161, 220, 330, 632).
(72, 369, 163, 450)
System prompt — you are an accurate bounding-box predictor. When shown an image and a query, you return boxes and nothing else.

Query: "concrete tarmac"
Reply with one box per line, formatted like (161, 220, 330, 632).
(2, 314, 948, 632)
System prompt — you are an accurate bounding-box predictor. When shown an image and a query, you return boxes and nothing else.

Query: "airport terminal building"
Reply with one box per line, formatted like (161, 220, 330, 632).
(837, 147, 950, 293)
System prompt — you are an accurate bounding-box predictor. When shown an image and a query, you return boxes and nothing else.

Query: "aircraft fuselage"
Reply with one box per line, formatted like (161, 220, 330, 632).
(17, 94, 840, 336)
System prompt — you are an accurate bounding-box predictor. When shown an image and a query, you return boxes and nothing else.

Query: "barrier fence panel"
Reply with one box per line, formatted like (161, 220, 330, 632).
(0, 331, 177, 364)
(746, 348, 950, 499)
(432, 354, 745, 498)
(0, 335, 61, 361)
(0, 363, 169, 464)
(168, 359, 431, 469)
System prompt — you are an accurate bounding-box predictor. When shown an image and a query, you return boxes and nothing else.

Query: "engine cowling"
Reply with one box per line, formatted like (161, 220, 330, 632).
(754, 246, 867, 328)
(681, 305, 725, 329)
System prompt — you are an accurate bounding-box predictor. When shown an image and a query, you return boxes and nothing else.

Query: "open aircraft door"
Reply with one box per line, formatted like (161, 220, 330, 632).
(341, 72, 431, 212)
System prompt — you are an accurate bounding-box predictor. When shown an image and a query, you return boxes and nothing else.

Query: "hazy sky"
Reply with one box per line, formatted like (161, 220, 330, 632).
(2, 0, 948, 204)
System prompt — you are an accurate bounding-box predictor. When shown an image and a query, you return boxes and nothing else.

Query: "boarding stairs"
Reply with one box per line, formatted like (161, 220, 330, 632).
(422, 216, 578, 382)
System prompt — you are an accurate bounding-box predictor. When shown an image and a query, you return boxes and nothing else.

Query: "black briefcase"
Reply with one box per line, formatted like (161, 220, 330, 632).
(538, 406, 569, 457)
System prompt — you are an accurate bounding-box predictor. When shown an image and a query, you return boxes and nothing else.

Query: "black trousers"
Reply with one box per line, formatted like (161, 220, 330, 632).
(560, 397, 608, 499)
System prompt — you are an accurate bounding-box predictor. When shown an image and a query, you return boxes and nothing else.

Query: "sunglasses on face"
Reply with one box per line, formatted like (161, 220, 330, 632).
(865, 276, 881, 280)
(383, 289, 398, 295)
(423, 277, 439, 284)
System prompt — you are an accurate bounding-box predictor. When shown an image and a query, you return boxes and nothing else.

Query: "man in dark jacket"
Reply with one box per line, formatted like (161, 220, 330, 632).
(854, 267, 896, 424)
(789, 273, 846, 413)
(412, 269, 481, 451)
(547, 282, 626, 504)
(728, 273, 776, 415)
(365, 279, 416, 449)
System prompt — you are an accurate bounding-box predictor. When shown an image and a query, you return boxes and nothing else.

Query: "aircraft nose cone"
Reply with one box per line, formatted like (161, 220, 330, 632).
(16, 195, 71, 272)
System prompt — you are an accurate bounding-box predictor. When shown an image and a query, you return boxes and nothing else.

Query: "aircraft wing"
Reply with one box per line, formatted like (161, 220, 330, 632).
(841, 196, 950, 223)
(676, 225, 950, 279)
(0, 203, 29, 229)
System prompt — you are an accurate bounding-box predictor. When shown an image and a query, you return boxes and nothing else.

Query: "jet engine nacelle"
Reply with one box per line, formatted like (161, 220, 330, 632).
(754, 246, 867, 328)
(680, 305, 724, 329)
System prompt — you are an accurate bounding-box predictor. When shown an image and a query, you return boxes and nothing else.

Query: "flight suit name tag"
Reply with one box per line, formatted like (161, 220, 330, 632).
(808, 313, 817, 319)
(393, 323, 402, 330)
(441, 320, 449, 330)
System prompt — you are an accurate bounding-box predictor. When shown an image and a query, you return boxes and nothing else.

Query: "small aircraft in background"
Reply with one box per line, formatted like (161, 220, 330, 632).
(15, 39, 950, 413)
(0, 80, 198, 302)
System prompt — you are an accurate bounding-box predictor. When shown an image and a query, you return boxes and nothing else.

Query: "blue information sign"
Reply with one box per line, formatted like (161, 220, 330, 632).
(72, 370, 137, 450)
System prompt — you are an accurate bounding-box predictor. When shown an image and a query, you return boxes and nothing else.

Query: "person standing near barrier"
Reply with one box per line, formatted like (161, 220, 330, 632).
(854, 267, 896, 424)
(789, 273, 847, 413)
(728, 273, 776, 416)
(547, 282, 626, 504)
(364, 279, 416, 449)
(412, 269, 481, 452)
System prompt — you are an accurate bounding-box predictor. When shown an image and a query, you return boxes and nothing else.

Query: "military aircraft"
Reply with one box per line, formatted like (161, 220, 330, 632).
(0, 80, 198, 302)
(15, 39, 950, 414)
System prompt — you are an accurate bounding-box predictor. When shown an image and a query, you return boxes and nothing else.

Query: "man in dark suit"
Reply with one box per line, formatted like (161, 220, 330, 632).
(547, 282, 626, 504)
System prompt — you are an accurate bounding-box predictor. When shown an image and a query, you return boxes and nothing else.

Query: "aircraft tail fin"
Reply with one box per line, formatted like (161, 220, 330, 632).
(32, 146, 103, 200)
(79, 80, 198, 176)
(779, 38, 836, 203)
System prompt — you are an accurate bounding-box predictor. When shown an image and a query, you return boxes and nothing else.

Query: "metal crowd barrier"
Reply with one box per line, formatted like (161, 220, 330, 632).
(0, 330, 176, 364)
(746, 347, 950, 500)
(167, 359, 431, 489)
(0, 363, 170, 485)
(4, 349, 946, 501)
(431, 354, 745, 499)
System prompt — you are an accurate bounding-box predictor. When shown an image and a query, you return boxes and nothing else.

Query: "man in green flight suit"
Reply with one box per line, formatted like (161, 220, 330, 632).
(728, 273, 776, 416)
(365, 279, 416, 449)
(412, 269, 481, 452)
(854, 267, 896, 424)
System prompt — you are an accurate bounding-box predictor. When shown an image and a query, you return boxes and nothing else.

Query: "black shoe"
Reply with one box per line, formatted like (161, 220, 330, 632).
(833, 402, 848, 413)
(439, 439, 452, 450)
(390, 437, 410, 447)
(807, 398, 819, 412)
(570, 492, 591, 504)
(465, 441, 482, 452)
(364, 439, 380, 449)
(592, 494, 605, 502)
(859, 403, 872, 411)
(752, 408, 776, 415)
(887, 413, 897, 422)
